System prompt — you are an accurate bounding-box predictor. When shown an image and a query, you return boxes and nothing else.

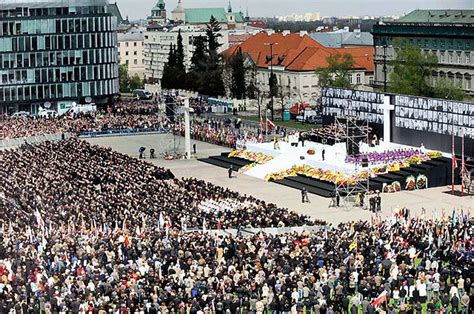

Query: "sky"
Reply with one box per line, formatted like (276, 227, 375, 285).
(115, 0, 473, 20)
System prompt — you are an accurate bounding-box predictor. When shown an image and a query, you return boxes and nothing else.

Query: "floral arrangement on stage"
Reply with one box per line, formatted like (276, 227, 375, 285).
(228, 149, 273, 164)
(426, 151, 442, 159)
(238, 163, 257, 174)
(265, 165, 360, 186)
(345, 149, 431, 165)
(416, 174, 428, 189)
(383, 181, 401, 193)
(406, 175, 416, 190)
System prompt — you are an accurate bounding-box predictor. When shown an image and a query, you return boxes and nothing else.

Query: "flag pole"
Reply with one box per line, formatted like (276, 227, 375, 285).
(452, 123, 455, 195)
(265, 107, 268, 142)
(461, 131, 464, 197)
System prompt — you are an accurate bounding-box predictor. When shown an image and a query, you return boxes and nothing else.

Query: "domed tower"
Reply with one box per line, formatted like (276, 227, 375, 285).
(172, 0, 185, 22)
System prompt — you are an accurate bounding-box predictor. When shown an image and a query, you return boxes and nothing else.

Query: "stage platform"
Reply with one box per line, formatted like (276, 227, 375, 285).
(198, 140, 453, 197)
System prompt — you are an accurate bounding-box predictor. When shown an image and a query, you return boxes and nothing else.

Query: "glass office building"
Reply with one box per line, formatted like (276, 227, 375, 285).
(0, 0, 119, 114)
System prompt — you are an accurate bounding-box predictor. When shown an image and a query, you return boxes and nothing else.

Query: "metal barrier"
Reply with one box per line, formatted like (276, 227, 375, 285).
(79, 127, 171, 138)
(186, 225, 329, 237)
(0, 132, 74, 150)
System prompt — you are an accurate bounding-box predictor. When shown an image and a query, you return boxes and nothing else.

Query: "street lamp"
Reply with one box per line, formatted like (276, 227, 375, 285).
(264, 42, 278, 121)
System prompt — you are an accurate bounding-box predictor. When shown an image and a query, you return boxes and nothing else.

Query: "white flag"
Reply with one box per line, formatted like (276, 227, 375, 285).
(159, 212, 165, 228)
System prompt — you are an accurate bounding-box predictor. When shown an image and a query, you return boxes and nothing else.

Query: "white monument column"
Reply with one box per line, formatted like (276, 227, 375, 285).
(183, 98, 191, 159)
(382, 95, 394, 144)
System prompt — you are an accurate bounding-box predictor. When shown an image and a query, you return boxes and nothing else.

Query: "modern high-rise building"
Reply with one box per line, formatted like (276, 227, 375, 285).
(0, 0, 119, 115)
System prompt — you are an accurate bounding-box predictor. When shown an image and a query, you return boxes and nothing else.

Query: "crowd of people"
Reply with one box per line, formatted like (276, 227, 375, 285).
(0, 137, 471, 312)
(0, 111, 170, 140)
(174, 118, 264, 149)
(114, 99, 160, 115)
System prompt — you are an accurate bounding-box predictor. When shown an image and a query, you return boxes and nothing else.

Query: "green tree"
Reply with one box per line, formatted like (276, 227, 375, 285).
(206, 15, 222, 53)
(388, 39, 438, 97)
(176, 30, 185, 70)
(190, 36, 207, 73)
(200, 16, 225, 96)
(269, 72, 279, 98)
(315, 53, 355, 88)
(432, 78, 466, 101)
(129, 74, 143, 91)
(174, 30, 186, 89)
(119, 64, 130, 93)
(161, 44, 176, 90)
(187, 36, 208, 91)
(230, 47, 246, 99)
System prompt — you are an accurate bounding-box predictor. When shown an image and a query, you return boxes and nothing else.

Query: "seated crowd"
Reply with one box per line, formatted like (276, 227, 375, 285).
(0, 138, 472, 313)
(0, 112, 170, 140)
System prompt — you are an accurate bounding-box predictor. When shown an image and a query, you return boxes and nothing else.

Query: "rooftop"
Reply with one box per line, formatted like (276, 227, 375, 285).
(225, 32, 374, 72)
(310, 32, 373, 48)
(395, 9, 474, 24)
(118, 31, 144, 42)
(183, 7, 244, 24)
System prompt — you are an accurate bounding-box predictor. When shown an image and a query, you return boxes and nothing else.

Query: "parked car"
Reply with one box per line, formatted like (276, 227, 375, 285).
(306, 115, 323, 125)
(11, 111, 30, 117)
(132, 89, 152, 100)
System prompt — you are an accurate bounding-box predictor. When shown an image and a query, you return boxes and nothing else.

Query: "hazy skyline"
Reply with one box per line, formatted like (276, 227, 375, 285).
(115, 0, 473, 20)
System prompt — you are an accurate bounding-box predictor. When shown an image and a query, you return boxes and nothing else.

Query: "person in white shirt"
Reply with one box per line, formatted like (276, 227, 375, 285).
(450, 285, 459, 298)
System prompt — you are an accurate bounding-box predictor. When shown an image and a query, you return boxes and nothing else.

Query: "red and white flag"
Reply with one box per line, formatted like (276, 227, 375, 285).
(372, 291, 387, 307)
(267, 119, 276, 129)
(259, 117, 265, 129)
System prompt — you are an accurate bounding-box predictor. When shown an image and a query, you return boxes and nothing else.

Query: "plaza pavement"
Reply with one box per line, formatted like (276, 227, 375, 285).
(85, 134, 473, 225)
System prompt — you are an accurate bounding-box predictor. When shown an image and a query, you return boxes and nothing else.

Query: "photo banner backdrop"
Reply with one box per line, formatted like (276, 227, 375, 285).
(322, 87, 385, 124)
(394, 95, 474, 139)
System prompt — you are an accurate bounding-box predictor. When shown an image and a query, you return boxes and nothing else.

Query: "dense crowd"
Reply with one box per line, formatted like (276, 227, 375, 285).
(0, 112, 169, 140)
(174, 119, 264, 149)
(114, 99, 160, 115)
(0, 138, 472, 312)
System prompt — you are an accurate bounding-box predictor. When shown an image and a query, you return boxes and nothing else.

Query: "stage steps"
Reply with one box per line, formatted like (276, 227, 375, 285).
(272, 178, 333, 198)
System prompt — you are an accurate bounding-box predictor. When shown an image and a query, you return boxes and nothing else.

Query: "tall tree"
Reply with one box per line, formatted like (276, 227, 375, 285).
(201, 16, 225, 96)
(161, 44, 176, 89)
(268, 72, 279, 97)
(174, 30, 186, 89)
(206, 15, 222, 53)
(388, 39, 438, 97)
(187, 35, 208, 91)
(315, 53, 355, 88)
(230, 47, 246, 99)
(175, 30, 185, 70)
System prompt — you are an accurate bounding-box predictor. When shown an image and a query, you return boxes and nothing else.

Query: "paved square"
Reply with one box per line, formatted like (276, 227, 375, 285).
(85, 134, 473, 224)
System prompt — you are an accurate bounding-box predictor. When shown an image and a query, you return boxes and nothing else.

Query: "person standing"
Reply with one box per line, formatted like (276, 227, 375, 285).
(336, 191, 341, 207)
(228, 165, 233, 179)
(301, 188, 310, 203)
(375, 191, 381, 212)
(322, 148, 325, 161)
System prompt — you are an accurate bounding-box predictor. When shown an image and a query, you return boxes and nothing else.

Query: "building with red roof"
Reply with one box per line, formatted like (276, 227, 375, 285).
(224, 31, 374, 103)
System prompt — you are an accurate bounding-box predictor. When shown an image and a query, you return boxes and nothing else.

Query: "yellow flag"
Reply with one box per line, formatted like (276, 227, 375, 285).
(349, 239, 357, 251)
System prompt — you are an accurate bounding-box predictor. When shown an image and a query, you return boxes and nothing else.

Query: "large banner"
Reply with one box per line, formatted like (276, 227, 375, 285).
(322, 87, 384, 124)
(394, 95, 474, 139)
